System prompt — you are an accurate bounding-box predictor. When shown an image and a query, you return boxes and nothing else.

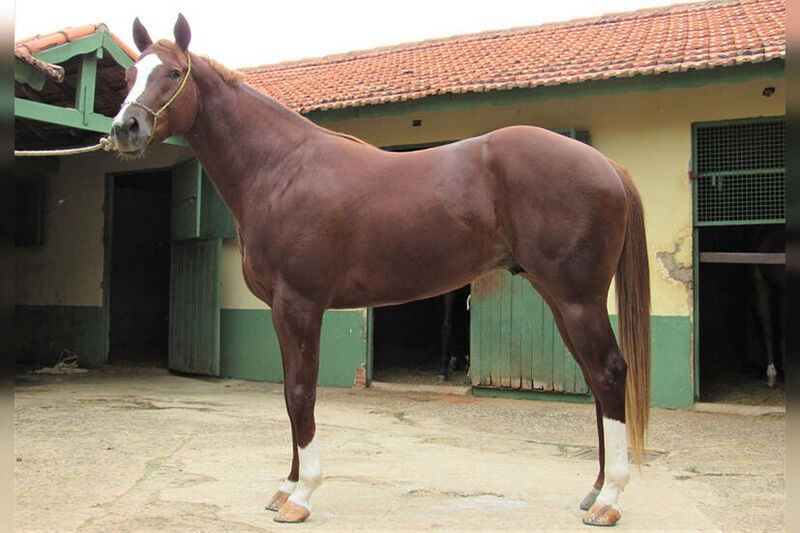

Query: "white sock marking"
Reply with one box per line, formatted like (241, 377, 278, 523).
(767, 363, 777, 386)
(288, 436, 321, 511)
(113, 54, 163, 127)
(597, 417, 630, 510)
(278, 479, 297, 494)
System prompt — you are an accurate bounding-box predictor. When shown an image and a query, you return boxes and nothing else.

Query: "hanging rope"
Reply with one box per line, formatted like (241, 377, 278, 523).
(15, 136, 117, 157)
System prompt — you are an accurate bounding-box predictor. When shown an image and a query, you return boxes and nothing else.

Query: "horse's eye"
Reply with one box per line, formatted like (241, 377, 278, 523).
(169, 69, 182, 80)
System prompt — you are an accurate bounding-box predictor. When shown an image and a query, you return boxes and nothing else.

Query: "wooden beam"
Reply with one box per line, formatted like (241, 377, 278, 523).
(75, 53, 98, 126)
(101, 33, 135, 68)
(15, 98, 188, 147)
(32, 33, 105, 65)
(14, 59, 47, 91)
(15, 97, 111, 133)
(699, 252, 785, 265)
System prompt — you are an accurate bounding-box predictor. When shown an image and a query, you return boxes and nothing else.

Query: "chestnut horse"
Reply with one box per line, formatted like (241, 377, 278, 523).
(110, 15, 651, 527)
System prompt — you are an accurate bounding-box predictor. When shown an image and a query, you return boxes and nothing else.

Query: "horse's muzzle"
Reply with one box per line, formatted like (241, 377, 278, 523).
(110, 108, 152, 155)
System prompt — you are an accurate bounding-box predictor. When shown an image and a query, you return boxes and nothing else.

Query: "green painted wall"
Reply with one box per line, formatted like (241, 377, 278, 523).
(471, 315, 691, 408)
(610, 315, 692, 409)
(15, 305, 106, 367)
(220, 308, 369, 387)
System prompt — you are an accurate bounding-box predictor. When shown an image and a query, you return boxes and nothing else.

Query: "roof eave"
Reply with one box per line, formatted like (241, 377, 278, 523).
(302, 57, 786, 122)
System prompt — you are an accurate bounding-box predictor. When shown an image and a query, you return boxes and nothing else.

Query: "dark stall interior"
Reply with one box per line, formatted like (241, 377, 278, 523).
(108, 172, 172, 366)
(697, 224, 784, 404)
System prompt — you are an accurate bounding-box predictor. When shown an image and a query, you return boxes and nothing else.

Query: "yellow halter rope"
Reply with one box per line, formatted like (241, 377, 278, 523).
(129, 53, 192, 145)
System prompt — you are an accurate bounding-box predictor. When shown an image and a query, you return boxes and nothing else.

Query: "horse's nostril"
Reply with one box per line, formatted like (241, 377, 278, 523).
(127, 116, 139, 134)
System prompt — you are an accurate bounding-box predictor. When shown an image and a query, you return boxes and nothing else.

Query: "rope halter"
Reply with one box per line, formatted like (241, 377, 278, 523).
(125, 53, 192, 145)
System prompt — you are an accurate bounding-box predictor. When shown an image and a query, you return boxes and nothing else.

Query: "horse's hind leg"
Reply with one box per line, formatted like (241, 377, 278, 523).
(438, 292, 455, 382)
(523, 276, 606, 512)
(752, 266, 777, 386)
(580, 403, 605, 510)
(557, 300, 629, 526)
(268, 292, 324, 523)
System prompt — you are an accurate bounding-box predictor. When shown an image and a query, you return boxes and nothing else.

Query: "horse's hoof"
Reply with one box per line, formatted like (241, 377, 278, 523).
(579, 487, 600, 511)
(767, 364, 777, 387)
(582, 501, 621, 526)
(265, 489, 291, 512)
(274, 500, 310, 523)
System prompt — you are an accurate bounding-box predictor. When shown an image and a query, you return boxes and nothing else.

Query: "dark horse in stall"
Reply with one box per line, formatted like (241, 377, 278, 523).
(750, 226, 785, 387)
(438, 287, 469, 383)
(110, 15, 651, 527)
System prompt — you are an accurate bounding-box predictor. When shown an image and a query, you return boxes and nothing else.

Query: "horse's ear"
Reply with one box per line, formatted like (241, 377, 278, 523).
(174, 13, 191, 53)
(132, 17, 153, 53)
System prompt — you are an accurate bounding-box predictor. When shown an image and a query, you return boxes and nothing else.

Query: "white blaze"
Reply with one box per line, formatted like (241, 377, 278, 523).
(288, 436, 322, 511)
(596, 417, 630, 510)
(112, 54, 163, 126)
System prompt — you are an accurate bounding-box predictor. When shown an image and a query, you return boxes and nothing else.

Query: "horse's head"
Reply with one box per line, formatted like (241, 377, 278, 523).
(111, 14, 198, 156)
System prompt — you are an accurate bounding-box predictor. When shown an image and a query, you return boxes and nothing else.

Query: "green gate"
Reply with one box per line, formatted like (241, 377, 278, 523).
(469, 271, 589, 394)
(168, 158, 235, 376)
(469, 128, 590, 396)
(169, 238, 222, 375)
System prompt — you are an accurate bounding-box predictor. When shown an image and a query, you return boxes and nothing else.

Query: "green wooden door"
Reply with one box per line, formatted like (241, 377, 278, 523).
(168, 238, 221, 375)
(167, 158, 234, 376)
(469, 271, 589, 395)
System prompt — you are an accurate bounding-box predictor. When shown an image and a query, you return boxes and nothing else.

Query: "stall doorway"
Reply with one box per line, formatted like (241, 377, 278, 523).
(692, 116, 785, 405)
(372, 286, 470, 385)
(107, 171, 172, 366)
(696, 224, 785, 405)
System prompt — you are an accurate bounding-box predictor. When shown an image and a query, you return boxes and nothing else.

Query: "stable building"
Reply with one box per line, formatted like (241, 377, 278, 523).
(14, 0, 786, 408)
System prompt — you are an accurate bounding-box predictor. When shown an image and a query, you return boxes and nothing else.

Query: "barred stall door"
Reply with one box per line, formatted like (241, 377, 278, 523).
(693, 117, 785, 226)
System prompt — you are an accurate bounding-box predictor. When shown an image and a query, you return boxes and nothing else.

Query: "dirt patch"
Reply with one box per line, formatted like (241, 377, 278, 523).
(14, 368, 784, 532)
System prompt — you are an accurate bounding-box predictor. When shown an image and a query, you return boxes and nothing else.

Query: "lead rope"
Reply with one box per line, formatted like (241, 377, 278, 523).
(15, 137, 118, 157)
(15, 53, 192, 157)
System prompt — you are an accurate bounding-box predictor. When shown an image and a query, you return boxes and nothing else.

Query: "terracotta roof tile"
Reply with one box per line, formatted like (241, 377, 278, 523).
(243, 0, 785, 113)
(15, 23, 138, 62)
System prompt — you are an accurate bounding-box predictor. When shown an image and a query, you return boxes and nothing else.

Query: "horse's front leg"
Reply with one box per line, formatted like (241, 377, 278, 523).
(264, 410, 299, 511)
(268, 292, 324, 523)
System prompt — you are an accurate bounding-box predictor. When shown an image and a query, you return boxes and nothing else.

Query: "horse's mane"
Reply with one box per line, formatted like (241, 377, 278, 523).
(159, 42, 368, 147)
(200, 54, 246, 85)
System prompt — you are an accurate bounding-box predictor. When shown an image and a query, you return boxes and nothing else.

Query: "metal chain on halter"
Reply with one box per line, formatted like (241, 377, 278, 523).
(14, 137, 118, 157)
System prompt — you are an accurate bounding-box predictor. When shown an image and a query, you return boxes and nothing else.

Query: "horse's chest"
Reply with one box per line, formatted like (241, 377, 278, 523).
(239, 239, 276, 306)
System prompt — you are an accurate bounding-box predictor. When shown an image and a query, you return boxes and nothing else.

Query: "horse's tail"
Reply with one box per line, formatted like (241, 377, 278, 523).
(610, 159, 651, 468)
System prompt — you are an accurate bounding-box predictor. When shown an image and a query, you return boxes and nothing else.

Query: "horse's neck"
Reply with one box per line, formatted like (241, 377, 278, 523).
(185, 60, 317, 220)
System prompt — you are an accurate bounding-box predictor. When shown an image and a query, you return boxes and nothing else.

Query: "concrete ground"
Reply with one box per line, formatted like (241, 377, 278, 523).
(14, 367, 784, 532)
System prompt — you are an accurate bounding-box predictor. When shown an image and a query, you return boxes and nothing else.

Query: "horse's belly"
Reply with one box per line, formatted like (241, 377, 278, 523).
(329, 232, 505, 309)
